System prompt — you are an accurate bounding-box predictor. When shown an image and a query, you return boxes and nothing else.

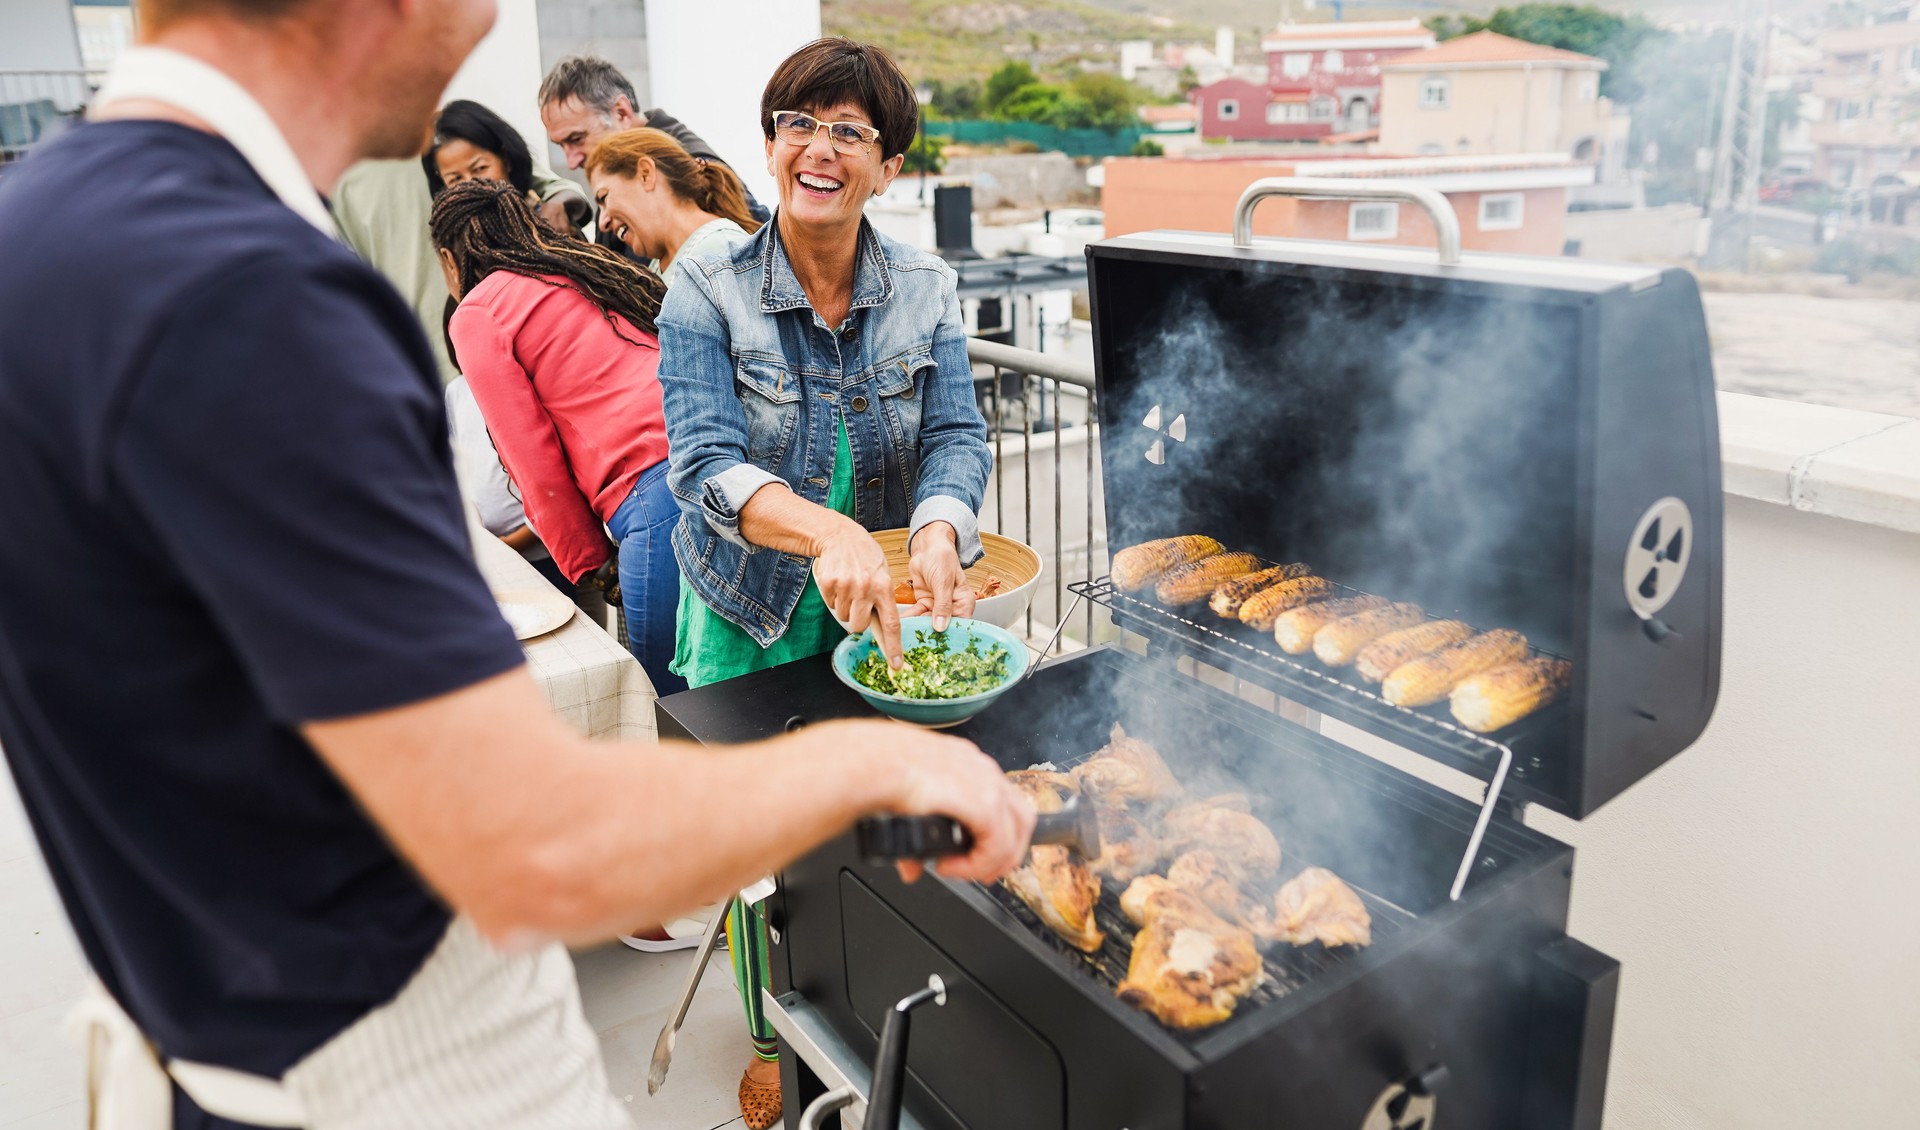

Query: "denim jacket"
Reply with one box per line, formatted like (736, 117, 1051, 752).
(656, 217, 992, 646)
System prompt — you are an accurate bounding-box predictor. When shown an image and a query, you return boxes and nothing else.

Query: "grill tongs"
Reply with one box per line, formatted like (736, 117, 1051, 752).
(854, 793, 1102, 865)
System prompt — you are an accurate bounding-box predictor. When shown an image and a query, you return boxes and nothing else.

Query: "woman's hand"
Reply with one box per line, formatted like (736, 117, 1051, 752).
(814, 520, 903, 668)
(907, 522, 975, 631)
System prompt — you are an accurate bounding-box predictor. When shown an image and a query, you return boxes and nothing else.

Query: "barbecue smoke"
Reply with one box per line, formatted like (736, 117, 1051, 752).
(1033, 258, 1585, 913)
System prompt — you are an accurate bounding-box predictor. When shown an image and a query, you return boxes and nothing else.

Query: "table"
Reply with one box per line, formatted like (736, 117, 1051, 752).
(467, 514, 656, 741)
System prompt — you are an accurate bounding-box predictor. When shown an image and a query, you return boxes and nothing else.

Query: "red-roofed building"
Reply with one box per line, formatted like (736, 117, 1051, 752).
(1193, 19, 1435, 142)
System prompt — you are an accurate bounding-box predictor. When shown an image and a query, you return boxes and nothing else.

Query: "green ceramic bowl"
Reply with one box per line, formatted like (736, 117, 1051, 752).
(832, 616, 1031, 728)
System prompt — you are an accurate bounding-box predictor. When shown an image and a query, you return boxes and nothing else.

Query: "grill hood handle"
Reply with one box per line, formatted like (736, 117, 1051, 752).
(1232, 177, 1462, 265)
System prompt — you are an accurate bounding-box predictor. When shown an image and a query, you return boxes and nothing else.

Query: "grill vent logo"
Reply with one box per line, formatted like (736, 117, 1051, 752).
(1359, 1080, 1436, 1130)
(1140, 405, 1187, 466)
(1623, 496, 1693, 620)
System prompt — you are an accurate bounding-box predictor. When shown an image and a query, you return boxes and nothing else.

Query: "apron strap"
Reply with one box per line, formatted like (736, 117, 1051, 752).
(66, 978, 309, 1130)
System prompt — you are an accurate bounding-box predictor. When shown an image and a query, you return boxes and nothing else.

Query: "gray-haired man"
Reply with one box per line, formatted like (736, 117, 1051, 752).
(538, 54, 770, 246)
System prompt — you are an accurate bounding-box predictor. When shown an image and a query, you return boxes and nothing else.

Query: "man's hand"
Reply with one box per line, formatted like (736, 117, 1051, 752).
(907, 521, 975, 631)
(813, 521, 902, 668)
(536, 190, 582, 234)
(878, 724, 1035, 884)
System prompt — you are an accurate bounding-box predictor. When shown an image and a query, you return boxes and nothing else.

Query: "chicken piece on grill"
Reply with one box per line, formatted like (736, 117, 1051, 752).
(1248, 867, 1373, 949)
(1166, 850, 1257, 922)
(1002, 769, 1105, 953)
(1115, 876, 1265, 1029)
(1070, 724, 1184, 803)
(1089, 801, 1162, 883)
(1160, 798, 1281, 879)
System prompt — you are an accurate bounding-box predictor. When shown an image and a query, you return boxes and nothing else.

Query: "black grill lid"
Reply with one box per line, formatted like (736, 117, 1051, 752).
(1084, 218, 1721, 825)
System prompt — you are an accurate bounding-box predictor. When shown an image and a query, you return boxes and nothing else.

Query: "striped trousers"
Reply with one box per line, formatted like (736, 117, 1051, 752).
(724, 899, 779, 1062)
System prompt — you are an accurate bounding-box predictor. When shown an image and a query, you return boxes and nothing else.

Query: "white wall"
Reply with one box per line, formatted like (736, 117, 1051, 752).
(442, 0, 551, 174)
(1530, 495, 1920, 1129)
(0, 0, 83, 71)
(643, 0, 822, 208)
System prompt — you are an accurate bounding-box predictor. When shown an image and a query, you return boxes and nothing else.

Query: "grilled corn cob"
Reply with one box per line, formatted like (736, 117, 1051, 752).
(1381, 629, 1529, 707)
(1207, 562, 1313, 618)
(1312, 603, 1426, 667)
(1450, 657, 1573, 732)
(1155, 553, 1262, 605)
(1111, 536, 1223, 592)
(1273, 595, 1390, 654)
(1236, 576, 1336, 631)
(1355, 620, 1475, 683)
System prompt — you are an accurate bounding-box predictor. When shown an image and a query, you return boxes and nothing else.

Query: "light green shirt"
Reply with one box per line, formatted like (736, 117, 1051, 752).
(671, 421, 854, 690)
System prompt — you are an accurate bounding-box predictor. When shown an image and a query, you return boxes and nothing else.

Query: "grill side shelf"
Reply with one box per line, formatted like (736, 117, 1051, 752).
(1072, 576, 1527, 901)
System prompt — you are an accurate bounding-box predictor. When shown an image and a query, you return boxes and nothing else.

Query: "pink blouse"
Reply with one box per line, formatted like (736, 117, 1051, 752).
(450, 271, 669, 581)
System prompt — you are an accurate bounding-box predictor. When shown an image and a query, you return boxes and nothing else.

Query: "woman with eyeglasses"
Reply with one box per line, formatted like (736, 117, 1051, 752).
(653, 37, 993, 1130)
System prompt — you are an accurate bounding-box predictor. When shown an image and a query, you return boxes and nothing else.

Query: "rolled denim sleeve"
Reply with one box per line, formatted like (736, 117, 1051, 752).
(909, 274, 994, 566)
(657, 277, 776, 549)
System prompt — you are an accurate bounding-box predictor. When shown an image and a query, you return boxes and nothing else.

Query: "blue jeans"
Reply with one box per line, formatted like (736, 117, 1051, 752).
(606, 463, 688, 697)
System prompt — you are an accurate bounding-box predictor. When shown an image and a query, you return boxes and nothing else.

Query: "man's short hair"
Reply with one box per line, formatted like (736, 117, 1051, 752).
(537, 56, 639, 117)
(760, 38, 918, 161)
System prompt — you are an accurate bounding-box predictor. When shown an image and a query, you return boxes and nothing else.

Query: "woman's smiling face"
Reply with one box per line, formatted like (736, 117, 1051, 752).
(766, 101, 903, 233)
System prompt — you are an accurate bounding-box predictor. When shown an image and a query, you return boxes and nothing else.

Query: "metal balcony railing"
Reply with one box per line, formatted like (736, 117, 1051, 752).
(966, 338, 1108, 650)
(0, 70, 105, 165)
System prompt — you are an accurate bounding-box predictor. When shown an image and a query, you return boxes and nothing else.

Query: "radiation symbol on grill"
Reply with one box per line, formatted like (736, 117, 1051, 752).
(1359, 1081, 1436, 1130)
(1140, 404, 1187, 466)
(1623, 496, 1693, 620)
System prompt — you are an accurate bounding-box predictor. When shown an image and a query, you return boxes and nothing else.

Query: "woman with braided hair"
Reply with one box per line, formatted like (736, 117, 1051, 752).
(584, 126, 761, 285)
(430, 178, 687, 698)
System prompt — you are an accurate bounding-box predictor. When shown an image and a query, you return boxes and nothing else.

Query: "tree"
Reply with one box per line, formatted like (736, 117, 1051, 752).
(903, 131, 947, 175)
(1176, 64, 1201, 97)
(931, 79, 982, 119)
(1425, 4, 1662, 101)
(1068, 72, 1145, 130)
(983, 62, 1039, 115)
(996, 81, 1066, 124)
(1131, 137, 1166, 157)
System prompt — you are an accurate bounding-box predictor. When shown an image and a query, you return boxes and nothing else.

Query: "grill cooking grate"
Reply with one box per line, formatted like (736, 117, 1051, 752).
(985, 749, 1417, 1040)
(1068, 575, 1568, 775)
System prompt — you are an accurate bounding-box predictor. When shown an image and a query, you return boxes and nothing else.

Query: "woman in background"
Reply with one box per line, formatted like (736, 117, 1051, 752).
(583, 126, 761, 285)
(424, 99, 588, 235)
(430, 178, 686, 697)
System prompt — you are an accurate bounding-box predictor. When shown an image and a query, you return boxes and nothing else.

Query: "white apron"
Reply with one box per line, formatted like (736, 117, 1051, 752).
(71, 48, 630, 1130)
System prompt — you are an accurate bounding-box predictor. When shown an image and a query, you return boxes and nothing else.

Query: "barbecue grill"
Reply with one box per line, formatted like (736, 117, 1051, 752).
(656, 180, 1722, 1130)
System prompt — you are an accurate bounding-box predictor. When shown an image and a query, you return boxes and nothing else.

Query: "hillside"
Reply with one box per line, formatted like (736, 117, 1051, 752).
(821, 0, 1221, 82)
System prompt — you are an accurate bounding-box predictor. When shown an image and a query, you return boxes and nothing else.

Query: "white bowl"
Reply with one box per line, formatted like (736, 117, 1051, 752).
(822, 529, 1043, 633)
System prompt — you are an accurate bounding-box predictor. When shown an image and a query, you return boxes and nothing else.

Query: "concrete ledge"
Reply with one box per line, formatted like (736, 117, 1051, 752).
(1717, 391, 1920, 534)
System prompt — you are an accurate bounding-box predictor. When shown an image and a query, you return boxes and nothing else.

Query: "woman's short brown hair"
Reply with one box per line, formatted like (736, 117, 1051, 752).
(759, 38, 919, 161)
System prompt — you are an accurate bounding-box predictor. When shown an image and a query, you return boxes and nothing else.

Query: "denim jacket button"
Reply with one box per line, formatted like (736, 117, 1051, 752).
(865, 477, 883, 489)
(807, 476, 828, 487)
(850, 395, 870, 412)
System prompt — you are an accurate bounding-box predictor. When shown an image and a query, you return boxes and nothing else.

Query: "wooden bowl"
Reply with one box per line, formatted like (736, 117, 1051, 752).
(824, 529, 1043, 632)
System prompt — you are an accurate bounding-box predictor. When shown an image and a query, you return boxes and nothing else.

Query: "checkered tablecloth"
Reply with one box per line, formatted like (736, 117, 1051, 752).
(467, 515, 655, 742)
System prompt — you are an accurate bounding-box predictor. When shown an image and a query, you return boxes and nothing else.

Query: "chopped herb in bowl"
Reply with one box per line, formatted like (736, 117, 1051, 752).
(852, 628, 1013, 701)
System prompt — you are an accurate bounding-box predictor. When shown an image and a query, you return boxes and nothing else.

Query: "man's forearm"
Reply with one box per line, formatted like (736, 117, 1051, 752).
(307, 668, 923, 947)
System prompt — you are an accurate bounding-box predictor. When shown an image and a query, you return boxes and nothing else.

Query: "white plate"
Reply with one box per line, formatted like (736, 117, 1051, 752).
(495, 587, 575, 641)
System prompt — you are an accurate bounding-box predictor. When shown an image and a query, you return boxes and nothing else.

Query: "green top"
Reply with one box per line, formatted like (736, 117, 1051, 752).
(671, 420, 855, 689)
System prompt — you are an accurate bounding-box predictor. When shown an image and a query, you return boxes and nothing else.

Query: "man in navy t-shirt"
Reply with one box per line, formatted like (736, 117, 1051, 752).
(0, 1, 1031, 1125)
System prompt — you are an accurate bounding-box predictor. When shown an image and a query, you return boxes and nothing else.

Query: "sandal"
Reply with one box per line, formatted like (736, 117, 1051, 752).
(738, 1067, 782, 1130)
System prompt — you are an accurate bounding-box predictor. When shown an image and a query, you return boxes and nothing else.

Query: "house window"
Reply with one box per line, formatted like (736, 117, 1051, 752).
(1218, 98, 1239, 121)
(1579, 75, 1598, 102)
(1323, 49, 1344, 71)
(1478, 192, 1525, 231)
(1267, 101, 1310, 124)
(1282, 53, 1312, 78)
(1310, 96, 1338, 121)
(1349, 202, 1398, 241)
(1419, 76, 1450, 109)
